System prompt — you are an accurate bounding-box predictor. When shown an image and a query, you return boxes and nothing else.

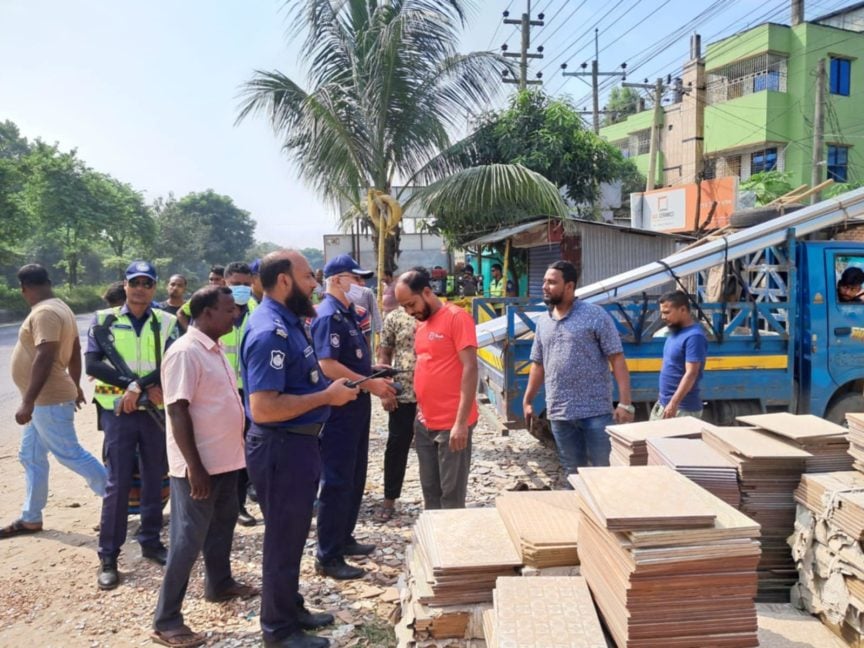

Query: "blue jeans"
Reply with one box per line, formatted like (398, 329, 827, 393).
(549, 413, 614, 476)
(19, 401, 107, 524)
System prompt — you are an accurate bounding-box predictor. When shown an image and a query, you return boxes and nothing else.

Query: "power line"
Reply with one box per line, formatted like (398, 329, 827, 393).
(538, 0, 631, 76)
(486, 2, 516, 50)
(536, 0, 590, 52)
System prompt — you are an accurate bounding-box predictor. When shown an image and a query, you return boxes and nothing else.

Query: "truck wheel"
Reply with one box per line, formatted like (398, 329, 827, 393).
(705, 400, 762, 426)
(824, 392, 864, 426)
(729, 204, 803, 229)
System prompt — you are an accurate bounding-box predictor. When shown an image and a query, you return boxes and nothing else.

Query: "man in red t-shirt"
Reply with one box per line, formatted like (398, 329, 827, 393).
(394, 268, 478, 509)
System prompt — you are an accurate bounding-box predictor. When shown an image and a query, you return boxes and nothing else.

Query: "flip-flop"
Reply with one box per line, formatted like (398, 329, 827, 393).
(374, 506, 395, 523)
(204, 581, 259, 603)
(151, 625, 205, 647)
(0, 520, 42, 539)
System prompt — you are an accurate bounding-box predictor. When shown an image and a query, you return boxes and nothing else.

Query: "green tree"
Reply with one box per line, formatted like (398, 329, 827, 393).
(423, 90, 642, 240)
(21, 143, 107, 285)
(237, 0, 565, 269)
(603, 86, 641, 126)
(90, 173, 156, 259)
(300, 247, 324, 270)
(153, 191, 255, 279)
(739, 171, 794, 206)
(0, 121, 32, 262)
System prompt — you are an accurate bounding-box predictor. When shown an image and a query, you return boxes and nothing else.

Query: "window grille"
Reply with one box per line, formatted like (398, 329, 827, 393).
(706, 53, 788, 104)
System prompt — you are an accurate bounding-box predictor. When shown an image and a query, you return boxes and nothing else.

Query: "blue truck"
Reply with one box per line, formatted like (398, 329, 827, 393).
(473, 191, 864, 433)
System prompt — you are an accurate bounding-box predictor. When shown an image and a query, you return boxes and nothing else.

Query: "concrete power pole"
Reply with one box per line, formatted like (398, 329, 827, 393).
(811, 58, 826, 205)
(624, 78, 668, 191)
(560, 29, 627, 133)
(502, 2, 544, 89)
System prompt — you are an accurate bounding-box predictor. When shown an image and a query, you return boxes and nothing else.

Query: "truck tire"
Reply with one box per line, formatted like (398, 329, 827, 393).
(824, 392, 864, 426)
(729, 204, 804, 229)
(704, 399, 762, 426)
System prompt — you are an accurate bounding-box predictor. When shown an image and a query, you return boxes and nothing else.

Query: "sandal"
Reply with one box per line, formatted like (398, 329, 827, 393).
(374, 506, 395, 523)
(0, 519, 42, 539)
(151, 625, 205, 647)
(204, 580, 259, 603)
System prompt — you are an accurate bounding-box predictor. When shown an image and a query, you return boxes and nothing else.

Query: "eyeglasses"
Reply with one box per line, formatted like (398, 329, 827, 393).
(128, 278, 155, 289)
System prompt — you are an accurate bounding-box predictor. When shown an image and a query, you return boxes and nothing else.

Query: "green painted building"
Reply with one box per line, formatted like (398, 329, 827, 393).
(600, 2, 864, 190)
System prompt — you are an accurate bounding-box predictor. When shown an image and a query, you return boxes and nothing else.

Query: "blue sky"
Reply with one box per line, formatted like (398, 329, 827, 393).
(0, 0, 848, 250)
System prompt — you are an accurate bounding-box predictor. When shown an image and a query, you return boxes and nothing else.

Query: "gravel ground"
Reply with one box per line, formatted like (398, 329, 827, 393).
(0, 399, 561, 648)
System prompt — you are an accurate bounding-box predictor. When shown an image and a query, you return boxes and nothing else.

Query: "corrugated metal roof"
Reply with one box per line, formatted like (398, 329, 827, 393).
(463, 218, 692, 247)
(463, 220, 549, 246)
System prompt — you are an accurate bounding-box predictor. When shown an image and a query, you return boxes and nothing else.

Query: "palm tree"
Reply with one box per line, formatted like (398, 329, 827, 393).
(237, 0, 566, 273)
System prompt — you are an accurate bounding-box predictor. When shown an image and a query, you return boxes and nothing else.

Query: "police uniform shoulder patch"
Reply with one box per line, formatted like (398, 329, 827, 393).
(274, 327, 288, 339)
(270, 349, 286, 369)
(333, 311, 343, 323)
(330, 333, 341, 348)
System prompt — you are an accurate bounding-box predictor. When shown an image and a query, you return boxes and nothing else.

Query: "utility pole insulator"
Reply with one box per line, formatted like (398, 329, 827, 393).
(501, 2, 544, 90)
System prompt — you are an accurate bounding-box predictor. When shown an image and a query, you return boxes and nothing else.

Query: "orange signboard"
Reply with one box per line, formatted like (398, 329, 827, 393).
(633, 177, 738, 233)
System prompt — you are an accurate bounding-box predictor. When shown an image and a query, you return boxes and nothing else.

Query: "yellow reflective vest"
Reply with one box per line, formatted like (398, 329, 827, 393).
(91, 307, 178, 409)
(220, 299, 257, 389)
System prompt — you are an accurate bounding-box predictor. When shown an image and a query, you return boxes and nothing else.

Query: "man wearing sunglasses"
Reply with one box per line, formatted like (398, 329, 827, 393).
(86, 261, 180, 591)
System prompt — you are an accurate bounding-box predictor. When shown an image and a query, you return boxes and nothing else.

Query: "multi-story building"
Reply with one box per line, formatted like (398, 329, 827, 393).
(600, 1, 864, 191)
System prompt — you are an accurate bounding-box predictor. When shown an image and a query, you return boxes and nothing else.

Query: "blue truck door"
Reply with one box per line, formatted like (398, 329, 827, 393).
(823, 247, 864, 409)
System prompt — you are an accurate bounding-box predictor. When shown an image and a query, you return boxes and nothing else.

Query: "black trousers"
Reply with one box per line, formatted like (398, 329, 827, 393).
(384, 401, 417, 501)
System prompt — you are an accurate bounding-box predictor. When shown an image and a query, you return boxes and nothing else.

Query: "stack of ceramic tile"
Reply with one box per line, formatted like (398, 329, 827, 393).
(411, 508, 522, 607)
(795, 471, 864, 540)
(572, 466, 761, 648)
(646, 436, 741, 508)
(606, 416, 712, 466)
(847, 413, 864, 471)
(400, 545, 491, 641)
(495, 491, 580, 568)
(482, 576, 606, 648)
(703, 426, 812, 601)
(737, 413, 852, 472)
(789, 471, 864, 645)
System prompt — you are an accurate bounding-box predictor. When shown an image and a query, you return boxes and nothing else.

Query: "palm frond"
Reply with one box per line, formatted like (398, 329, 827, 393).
(407, 163, 568, 245)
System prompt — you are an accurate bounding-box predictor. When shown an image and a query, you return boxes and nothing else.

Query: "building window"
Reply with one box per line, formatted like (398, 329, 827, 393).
(828, 145, 850, 182)
(830, 58, 851, 96)
(612, 139, 630, 158)
(751, 148, 778, 174)
(630, 129, 651, 155)
(706, 53, 788, 104)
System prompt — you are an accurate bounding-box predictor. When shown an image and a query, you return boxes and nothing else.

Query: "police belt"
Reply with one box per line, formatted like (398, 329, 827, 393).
(260, 422, 324, 437)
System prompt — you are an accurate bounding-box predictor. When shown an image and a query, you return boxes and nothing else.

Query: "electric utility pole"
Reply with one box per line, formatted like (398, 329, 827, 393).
(501, 1, 544, 89)
(560, 29, 627, 133)
(811, 58, 826, 204)
(624, 78, 671, 191)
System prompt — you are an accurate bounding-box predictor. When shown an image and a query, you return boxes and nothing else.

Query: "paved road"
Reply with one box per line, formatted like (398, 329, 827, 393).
(0, 314, 93, 446)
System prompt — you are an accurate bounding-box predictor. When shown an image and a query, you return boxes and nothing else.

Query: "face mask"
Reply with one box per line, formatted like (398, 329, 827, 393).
(230, 285, 252, 305)
(346, 283, 365, 302)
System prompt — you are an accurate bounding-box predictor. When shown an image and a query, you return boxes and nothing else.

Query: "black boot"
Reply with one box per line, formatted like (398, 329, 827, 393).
(237, 507, 257, 527)
(98, 556, 119, 590)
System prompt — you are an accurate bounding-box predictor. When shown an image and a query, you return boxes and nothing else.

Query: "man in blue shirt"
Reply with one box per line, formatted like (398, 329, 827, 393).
(241, 250, 358, 648)
(312, 255, 396, 580)
(651, 291, 708, 420)
(85, 261, 179, 589)
(523, 261, 634, 476)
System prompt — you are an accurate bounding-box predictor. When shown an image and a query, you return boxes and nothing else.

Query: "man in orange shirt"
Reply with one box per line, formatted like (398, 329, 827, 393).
(395, 267, 478, 509)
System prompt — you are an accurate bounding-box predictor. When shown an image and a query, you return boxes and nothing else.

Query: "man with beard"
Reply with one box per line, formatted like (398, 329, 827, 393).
(312, 255, 396, 580)
(241, 250, 358, 648)
(395, 267, 478, 510)
(523, 261, 633, 477)
(650, 291, 707, 420)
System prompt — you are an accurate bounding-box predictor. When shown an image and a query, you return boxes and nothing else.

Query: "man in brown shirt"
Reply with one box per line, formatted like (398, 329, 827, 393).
(3, 264, 107, 539)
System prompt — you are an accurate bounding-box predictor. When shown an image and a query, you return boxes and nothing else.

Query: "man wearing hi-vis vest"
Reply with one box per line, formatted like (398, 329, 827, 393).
(222, 261, 258, 527)
(85, 261, 179, 591)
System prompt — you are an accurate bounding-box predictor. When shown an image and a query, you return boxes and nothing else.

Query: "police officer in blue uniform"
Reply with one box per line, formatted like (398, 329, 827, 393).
(312, 255, 396, 580)
(241, 250, 358, 648)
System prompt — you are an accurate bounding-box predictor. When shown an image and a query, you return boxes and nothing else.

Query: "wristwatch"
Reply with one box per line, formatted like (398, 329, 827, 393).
(616, 402, 636, 414)
(126, 381, 142, 394)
